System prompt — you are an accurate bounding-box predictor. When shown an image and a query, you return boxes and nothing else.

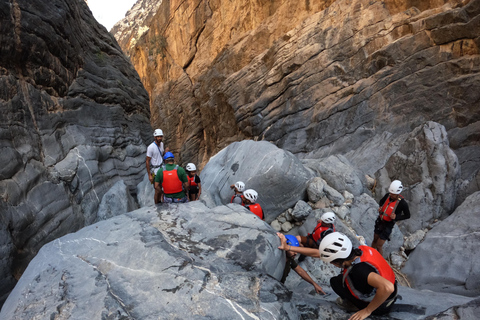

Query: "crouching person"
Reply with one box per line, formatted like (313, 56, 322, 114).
(277, 232, 397, 320)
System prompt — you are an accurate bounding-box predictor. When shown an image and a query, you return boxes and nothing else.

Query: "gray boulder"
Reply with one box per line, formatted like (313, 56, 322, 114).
(307, 177, 345, 207)
(96, 180, 137, 222)
(136, 173, 155, 207)
(423, 297, 480, 320)
(290, 200, 312, 222)
(303, 155, 367, 196)
(0, 202, 296, 319)
(375, 122, 460, 234)
(402, 191, 480, 297)
(200, 140, 313, 222)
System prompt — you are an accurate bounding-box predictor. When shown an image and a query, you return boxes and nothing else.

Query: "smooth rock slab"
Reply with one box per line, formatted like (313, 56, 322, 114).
(0, 202, 295, 319)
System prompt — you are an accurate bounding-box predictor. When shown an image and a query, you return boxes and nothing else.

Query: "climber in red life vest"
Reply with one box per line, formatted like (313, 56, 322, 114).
(297, 211, 336, 248)
(371, 180, 410, 257)
(243, 189, 264, 220)
(277, 232, 397, 319)
(281, 235, 326, 295)
(154, 152, 189, 203)
(229, 181, 245, 205)
(185, 163, 201, 201)
(146, 129, 169, 204)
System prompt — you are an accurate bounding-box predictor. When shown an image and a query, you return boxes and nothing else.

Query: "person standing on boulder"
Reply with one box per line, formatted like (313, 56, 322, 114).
(154, 152, 189, 203)
(146, 129, 169, 204)
(243, 189, 264, 220)
(371, 180, 410, 257)
(281, 235, 326, 295)
(277, 232, 397, 319)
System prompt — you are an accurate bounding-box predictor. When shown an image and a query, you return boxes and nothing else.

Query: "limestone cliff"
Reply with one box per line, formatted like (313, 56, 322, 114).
(122, 0, 480, 204)
(0, 0, 151, 304)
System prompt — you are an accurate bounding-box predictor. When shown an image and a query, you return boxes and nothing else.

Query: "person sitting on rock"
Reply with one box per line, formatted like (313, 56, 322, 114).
(154, 152, 189, 203)
(277, 232, 397, 319)
(243, 189, 264, 220)
(297, 211, 336, 249)
(280, 235, 326, 295)
(371, 180, 410, 257)
(229, 181, 245, 205)
(185, 163, 201, 201)
(146, 129, 169, 204)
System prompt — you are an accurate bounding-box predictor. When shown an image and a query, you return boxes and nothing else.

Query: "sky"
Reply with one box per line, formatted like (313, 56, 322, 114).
(87, 0, 137, 30)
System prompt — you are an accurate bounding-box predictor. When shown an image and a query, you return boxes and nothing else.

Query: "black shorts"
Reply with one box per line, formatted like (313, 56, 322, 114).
(189, 186, 199, 194)
(374, 218, 395, 241)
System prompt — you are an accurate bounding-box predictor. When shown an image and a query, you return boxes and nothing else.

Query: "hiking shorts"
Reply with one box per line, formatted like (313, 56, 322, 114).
(374, 218, 395, 241)
(163, 196, 188, 203)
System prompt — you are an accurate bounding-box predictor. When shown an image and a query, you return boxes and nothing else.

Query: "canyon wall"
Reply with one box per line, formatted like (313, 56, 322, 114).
(119, 0, 480, 205)
(0, 0, 151, 304)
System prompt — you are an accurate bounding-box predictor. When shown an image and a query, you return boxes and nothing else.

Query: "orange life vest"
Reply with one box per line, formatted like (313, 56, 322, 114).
(247, 203, 264, 220)
(343, 246, 396, 302)
(379, 195, 403, 222)
(162, 165, 183, 194)
(230, 194, 244, 205)
(311, 224, 336, 242)
(187, 175, 198, 187)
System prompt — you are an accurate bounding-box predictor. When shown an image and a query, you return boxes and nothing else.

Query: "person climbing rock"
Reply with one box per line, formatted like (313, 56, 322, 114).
(277, 232, 397, 319)
(243, 189, 264, 220)
(297, 211, 336, 248)
(146, 129, 169, 204)
(230, 181, 245, 205)
(185, 163, 201, 201)
(280, 235, 326, 295)
(154, 152, 189, 203)
(371, 180, 410, 256)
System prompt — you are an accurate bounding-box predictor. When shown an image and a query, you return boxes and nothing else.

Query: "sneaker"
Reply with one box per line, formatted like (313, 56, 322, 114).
(335, 297, 359, 312)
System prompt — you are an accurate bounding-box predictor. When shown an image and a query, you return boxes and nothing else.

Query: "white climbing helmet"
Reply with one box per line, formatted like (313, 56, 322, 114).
(321, 212, 336, 224)
(243, 189, 258, 203)
(153, 129, 164, 137)
(388, 180, 403, 194)
(185, 163, 196, 171)
(318, 232, 352, 263)
(235, 181, 245, 192)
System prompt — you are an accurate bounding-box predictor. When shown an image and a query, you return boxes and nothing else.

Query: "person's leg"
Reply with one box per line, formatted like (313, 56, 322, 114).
(154, 186, 162, 204)
(371, 232, 380, 250)
(375, 238, 386, 256)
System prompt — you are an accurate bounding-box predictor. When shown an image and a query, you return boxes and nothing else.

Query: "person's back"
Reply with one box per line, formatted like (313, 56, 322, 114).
(230, 181, 245, 205)
(298, 212, 336, 248)
(154, 152, 188, 203)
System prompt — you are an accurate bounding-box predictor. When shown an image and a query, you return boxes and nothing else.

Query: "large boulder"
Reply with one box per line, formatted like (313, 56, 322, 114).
(374, 121, 460, 234)
(0, 202, 296, 319)
(402, 191, 480, 297)
(200, 140, 313, 222)
(0, 0, 151, 304)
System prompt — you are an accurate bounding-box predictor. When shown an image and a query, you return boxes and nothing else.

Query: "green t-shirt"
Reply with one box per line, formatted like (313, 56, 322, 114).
(155, 164, 188, 198)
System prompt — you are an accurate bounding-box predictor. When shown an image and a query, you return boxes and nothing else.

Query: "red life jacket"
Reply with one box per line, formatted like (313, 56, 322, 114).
(379, 195, 404, 221)
(187, 175, 198, 187)
(162, 165, 183, 194)
(311, 224, 336, 242)
(247, 203, 264, 220)
(230, 194, 244, 205)
(343, 246, 396, 302)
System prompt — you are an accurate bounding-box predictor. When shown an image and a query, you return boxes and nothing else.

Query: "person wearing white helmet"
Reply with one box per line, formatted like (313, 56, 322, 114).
(185, 163, 201, 201)
(243, 189, 264, 220)
(229, 181, 245, 205)
(297, 211, 336, 249)
(371, 180, 410, 256)
(146, 129, 169, 203)
(277, 232, 397, 319)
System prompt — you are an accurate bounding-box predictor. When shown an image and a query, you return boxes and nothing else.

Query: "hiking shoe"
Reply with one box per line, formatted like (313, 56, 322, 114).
(335, 297, 359, 312)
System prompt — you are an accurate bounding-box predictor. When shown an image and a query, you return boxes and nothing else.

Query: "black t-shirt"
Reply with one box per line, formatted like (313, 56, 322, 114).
(280, 255, 298, 283)
(379, 193, 410, 221)
(347, 262, 397, 300)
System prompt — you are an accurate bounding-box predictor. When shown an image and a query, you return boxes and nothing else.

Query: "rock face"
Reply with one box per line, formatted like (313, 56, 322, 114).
(1, 202, 475, 320)
(0, 203, 292, 319)
(402, 191, 480, 297)
(200, 140, 313, 222)
(122, 0, 480, 206)
(0, 0, 151, 304)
